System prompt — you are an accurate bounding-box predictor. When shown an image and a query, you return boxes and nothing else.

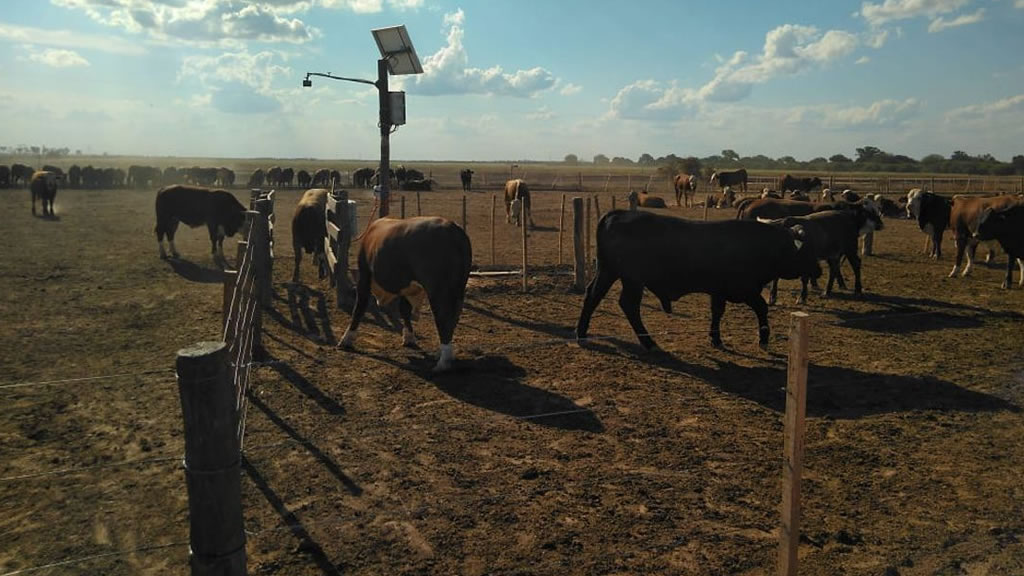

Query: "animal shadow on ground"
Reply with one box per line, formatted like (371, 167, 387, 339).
(167, 258, 225, 284)
(463, 300, 573, 341)
(241, 455, 341, 576)
(829, 292, 1023, 333)
(247, 393, 362, 496)
(646, 352, 1019, 420)
(31, 213, 61, 222)
(266, 354, 345, 416)
(354, 348, 603, 432)
(267, 283, 336, 344)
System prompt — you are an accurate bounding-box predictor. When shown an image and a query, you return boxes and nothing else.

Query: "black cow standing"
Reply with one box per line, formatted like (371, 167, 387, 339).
(974, 204, 1024, 289)
(155, 185, 247, 267)
(576, 210, 821, 351)
(460, 169, 474, 191)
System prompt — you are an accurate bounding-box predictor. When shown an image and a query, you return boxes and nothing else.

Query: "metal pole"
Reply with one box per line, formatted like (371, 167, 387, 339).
(377, 58, 391, 218)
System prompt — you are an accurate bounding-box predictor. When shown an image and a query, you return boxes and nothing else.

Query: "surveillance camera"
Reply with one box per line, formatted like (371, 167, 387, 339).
(302, 78, 312, 87)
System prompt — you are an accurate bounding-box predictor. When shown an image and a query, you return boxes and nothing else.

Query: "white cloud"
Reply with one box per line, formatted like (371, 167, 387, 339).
(0, 22, 145, 55)
(864, 27, 890, 48)
(23, 47, 90, 68)
(526, 106, 554, 121)
(856, 56, 871, 64)
(946, 94, 1024, 121)
(413, 9, 558, 97)
(860, 0, 971, 28)
(51, 0, 319, 45)
(559, 82, 582, 96)
(178, 50, 294, 114)
(1016, 0, 1024, 8)
(818, 98, 923, 128)
(928, 8, 985, 32)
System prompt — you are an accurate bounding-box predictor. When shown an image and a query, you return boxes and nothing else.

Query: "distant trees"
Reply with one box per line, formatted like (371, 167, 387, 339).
(829, 154, 852, 163)
(593, 154, 610, 165)
(638, 153, 655, 165)
(611, 156, 634, 165)
(563, 154, 578, 165)
(721, 149, 740, 162)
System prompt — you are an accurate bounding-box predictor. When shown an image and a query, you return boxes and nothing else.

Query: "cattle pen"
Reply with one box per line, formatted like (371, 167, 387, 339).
(2, 183, 1023, 575)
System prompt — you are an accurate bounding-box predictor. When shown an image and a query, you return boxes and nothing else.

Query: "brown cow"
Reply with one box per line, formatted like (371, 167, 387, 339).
(673, 173, 697, 207)
(627, 190, 667, 209)
(291, 188, 329, 282)
(338, 216, 472, 372)
(504, 179, 534, 228)
(30, 171, 59, 217)
(948, 194, 1024, 278)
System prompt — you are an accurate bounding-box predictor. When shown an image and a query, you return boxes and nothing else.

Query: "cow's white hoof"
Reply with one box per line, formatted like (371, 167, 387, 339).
(948, 268, 958, 278)
(432, 344, 454, 372)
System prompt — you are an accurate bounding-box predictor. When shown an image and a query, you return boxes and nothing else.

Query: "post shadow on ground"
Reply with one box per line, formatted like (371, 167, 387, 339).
(262, 283, 337, 344)
(463, 300, 574, 341)
(241, 455, 340, 576)
(166, 258, 225, 284)
(265, 354, 345, 416)
(345, 348, 603, 433)
(248, 393, 362, 496)
(641, 350, 1019, 420)
(828, 292, 1024, 333)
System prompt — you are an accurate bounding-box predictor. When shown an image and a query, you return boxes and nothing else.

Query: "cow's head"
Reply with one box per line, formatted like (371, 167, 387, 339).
(905, 188, 924, 220)
(820, 188, 834, 202)
(856, 201, 885, 234)
(222, 198, 248, 237)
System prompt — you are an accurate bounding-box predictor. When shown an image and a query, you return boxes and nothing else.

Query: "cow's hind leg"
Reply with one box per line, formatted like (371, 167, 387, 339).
(429, 289, 464, 372)
(618, 280, 655, 350)
(398, 297, 417, 347)
(847, 250, 863, 295)
(339, 265, 372, 349)
(575, 264, 617, 342)
(949, 234, 967, 277)
(709, 294, 726, 349)
(745, 294, 770, 350)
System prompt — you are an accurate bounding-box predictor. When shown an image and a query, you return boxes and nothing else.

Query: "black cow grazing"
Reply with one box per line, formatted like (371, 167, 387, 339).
(710, 168, 748, 194)
(330, 169, 342, 186)
(216, 167, 235, 188)
(0, 165, 10, 188)
(339, 216, 472, 372)
(974, 205, 1024, 289)
(248, 168, 265, 188)
(280, 167, 295, 188)
(460, 169, 474, 191)
(30, 171, 59, 217)
(296, 170, 312, 188)
(162, 166, 180, 185)
(67, 165, 82, 188)
(11, 164, 34, 187)
(576, 210, 821, 351)
(778, 174, 823, 194)
(353, 167, 375, 188)
(761, 205, 885, 304)
(312, 168, 331, 187)
(291, 188, 329, 283)
(906, 189, 951, 258)
(504, 179, 534, 228)
(400, 179, 434, 191)
(395, 166, 424, 185)
(154, 185, 247, 267)
(265, 166, 283, 187)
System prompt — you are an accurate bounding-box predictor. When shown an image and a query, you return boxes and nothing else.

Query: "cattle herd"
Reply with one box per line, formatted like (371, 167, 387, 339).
(11, 158, 1023, 371)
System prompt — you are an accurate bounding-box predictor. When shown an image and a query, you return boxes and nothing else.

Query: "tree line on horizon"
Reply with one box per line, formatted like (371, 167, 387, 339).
(564, 147, 1024, 177)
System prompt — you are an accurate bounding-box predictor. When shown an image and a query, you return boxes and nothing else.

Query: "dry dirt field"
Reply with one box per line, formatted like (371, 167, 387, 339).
(1, 183, 1023, 576)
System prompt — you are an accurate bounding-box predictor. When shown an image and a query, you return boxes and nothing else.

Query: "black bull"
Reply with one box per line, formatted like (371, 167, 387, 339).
(576, 210, 821, 350)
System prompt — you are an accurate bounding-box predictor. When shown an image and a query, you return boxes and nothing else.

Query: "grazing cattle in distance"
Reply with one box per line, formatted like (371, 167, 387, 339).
(280, 167, 294, 188)
(974, 204, 1024, 289)
(186, 166, 217, 187)
(162, 166, 180, 185)
(266, 166, 283, 187)
(396, 166, 425, 185)
(248, 169, 265, 188)
(760, 205, 884, 304)
(296, 170, 312, 188)
(710, 168, 748, 194)
(673, 173, 698, 207)
(30, 171, 59, 217)
(372, 168, 396, 187)
(353, 167, 375, 188)
(312, 168, 331, 187)
(128, 165, 161, 189)
(67, 165, 82, 188)
(400, 179, 434, 191)
(504, 179, 534, 228)
(291, 188, 329, 283)
(576, 210, 820, 351)
(330, 169, 342, 187)
(778, 174, 823, 194)
(339, 216, 472, 372)
(948, 194, 1023, 278)
(154, 185, 247, 267)
(460, 169, 474, 191)
(216, 167, 235, 188)
(0, 165, 9, 188)
(627, 190, 667, 209)
(11, 164, 34, 187)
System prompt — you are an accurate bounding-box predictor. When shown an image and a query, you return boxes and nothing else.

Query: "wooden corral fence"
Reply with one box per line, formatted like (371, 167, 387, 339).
(178, 189, 275, 575)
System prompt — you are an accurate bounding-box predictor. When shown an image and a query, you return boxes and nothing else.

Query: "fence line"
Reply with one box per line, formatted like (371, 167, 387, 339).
(0, 541, 191, 576)
(0, 368, 175, 391)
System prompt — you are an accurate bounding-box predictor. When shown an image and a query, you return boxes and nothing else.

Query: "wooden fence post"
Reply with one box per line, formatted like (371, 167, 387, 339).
(611, 195, 616, 211)
(400, 195, 405, 219)
(627, 174, 631, 190)
(416, 191, 422, 216)
(462, 195, 467, 229)
(594, 196, 601, 219)
(558, 194, 565, 266)
(779, 312, 809, 576)
(325, 190, 351, 308)
(490, 194, 496, 267)
(577, 172, 582, 192)
(572, 197, 585, 292)
(521, 214, 528, 293)
(585, 196, 592, 274)
(176, 342, 247, 576)
(222, 269, 237, 340)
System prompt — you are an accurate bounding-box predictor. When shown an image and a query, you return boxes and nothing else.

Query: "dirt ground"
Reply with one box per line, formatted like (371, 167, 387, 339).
(1, 184, 1023, 576)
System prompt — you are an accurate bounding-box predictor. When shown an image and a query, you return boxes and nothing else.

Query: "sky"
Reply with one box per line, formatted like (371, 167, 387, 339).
(1, 0, 1023, 162)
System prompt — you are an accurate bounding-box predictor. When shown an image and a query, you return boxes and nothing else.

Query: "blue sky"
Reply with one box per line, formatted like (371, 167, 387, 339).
(1, 0, 1023, 162)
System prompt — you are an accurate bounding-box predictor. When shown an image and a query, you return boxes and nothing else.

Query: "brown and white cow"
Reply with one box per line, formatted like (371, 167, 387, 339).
(673, 173, 697, 207)
(627, 190, 667, 209)
(504, 179, 534, 228)
(905, 189, 952, 258)
(948, 194, 1023, 278)
(155, 185, 247, 267)
(30, 171, 59, 217)
(338, 216, 472, 372)
(291, 188, 329, 283)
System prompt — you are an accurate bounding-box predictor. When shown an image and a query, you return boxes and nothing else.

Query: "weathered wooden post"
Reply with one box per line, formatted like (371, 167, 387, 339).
(325, 190, 351, 308)
(490, 194, 496, 267)
(585, 196, 592, 273)
(703, 196, 710, 221)
(828, 175, 834, 189)
(558, 194, 565, 266)
(611, 195, 616, 211)
(572, 197, 585, 291)
(222, 269, 237, 339)
(577, 172, 582, 191)
(779, 312, 809, 576)
(416, 191, 422, 216)
(176, 342, 247, 576)
(462, 195, 467, 230)
(886, 176, 890, 194)
(594, 196, 601, 219)
(521, 213, 528, 293)
(400, 195, 406, 219)
(628, 192, 638, 211)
